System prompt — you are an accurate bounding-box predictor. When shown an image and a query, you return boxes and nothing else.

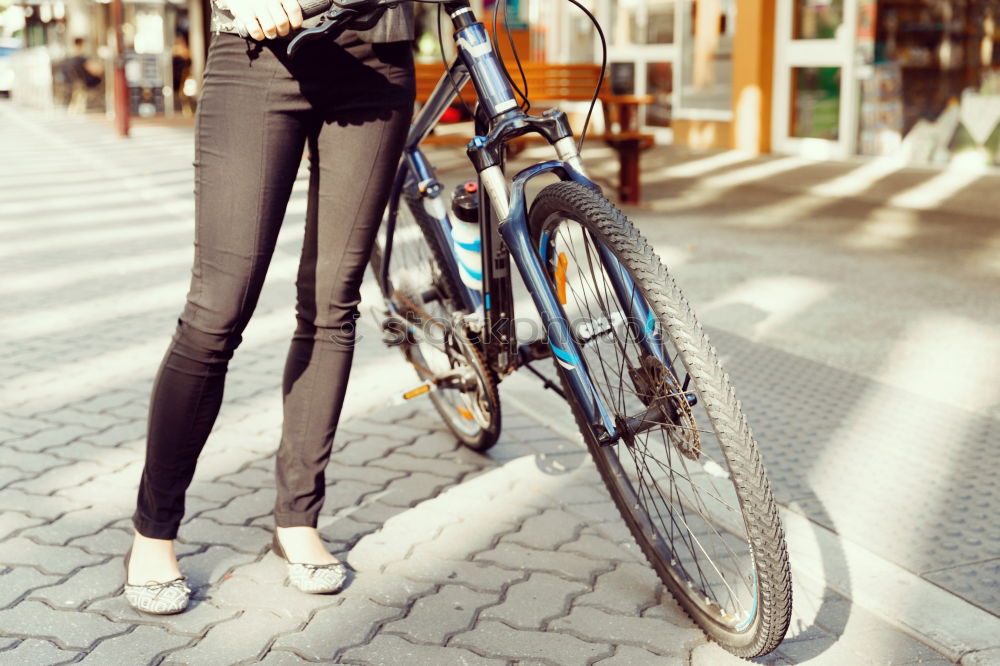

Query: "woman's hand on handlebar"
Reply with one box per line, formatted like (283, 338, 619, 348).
(229, 0, 303, 40)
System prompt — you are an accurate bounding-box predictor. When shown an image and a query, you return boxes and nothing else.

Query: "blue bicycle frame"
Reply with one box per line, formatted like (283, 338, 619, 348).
(373, 0, 666, 446)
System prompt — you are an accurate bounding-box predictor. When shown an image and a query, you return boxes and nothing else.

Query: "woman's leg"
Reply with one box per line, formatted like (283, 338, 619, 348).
(132, 34, 310, 562)
(273, 37, 415, 550)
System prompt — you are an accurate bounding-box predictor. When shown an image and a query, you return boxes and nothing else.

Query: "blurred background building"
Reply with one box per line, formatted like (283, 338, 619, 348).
(1, 0, 998, 166)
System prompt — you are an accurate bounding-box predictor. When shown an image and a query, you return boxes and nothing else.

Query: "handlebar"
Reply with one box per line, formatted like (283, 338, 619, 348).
(235, 0, 400, 57)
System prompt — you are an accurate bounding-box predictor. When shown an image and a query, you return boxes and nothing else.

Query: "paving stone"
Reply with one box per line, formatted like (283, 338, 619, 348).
(574, 562, 664, 615)
(558, 532, 644, 564)
(207, 571, 339, 620)
(0, 449, 69, 474)
(29, 558, 122, 610)
(595, 645, 686, 665)
(0, 511, 44, 540)
(317, 515, 381, 549)
(473, 542, 608, 582)
(342, 634, 505, 666)
(382, 585, 496, 643)
(0, 467, 28, 489)
(481, 573, 588, 630)
(36, 408, 123, 431)
(963, 648, 1000, 666)
(399, 426, 461, 458)
(501, 509, 584, 551)
(387, 557, 521, 592)
(74, 390, 144, 413)
(450, 619, 610, 664)
(77, 624, 190, 665)
(339, 419, 429, 443)
(66, 528, 133, 559)
(549, 606, 703, 656)
(338, 571, 437, 608)
(0, 538, 103, 575)
(176, 518, 271, 554)
(378, 471, 462, 510)
(86, 595, 240, 637)
(272, 597, 404, 660)
(333, 463, 408, 488)
(215, 465, 274, 490)
(184, 480, 255, 505)
(344, 500, 407, 526)
(10, 461, 107, 495)
(0, 415, 49, 435)
(255, 649, 314, 665)
(0, 638, 80, 665)
(0, 489, 87, 521)
(690, 642, 790, 665)
(543, 481, 611, 506)
(0, 566, 63, 608)
(323, 478, 384, 512)
(163, 609, 301, 665)
(19, 506, 123, 546)
(482, 440, 536, 462)
(0, 600, 123, 650)
(329, 435, 409, 467)
(369, 452, 480, 479)
(177, 544, 257, 588)
(5, 425, 98, 453)
(196, 489, 274, 526)
(52, 440, 134, 469)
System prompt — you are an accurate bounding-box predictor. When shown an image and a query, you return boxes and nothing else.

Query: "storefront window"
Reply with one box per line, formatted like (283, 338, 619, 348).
(678, 0, 734, 112)
(862, 0, 1000, 165)
(792, 66, 840, 140)
(609, 0, 674, 45)
(646, 61, 673, 126)
(794, 0, 843, 40)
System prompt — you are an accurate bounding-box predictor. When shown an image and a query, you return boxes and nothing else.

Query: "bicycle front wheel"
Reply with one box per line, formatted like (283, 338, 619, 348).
(529, 182, 791, 657)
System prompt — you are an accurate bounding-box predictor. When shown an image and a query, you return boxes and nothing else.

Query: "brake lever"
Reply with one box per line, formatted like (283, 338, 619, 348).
(287, 8, 356, 57)
(286, 2, 397, 58)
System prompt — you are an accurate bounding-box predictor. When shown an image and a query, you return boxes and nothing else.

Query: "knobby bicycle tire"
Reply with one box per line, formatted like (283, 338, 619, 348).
(528, 182, 791, 657)
(370, 189, 501, 452)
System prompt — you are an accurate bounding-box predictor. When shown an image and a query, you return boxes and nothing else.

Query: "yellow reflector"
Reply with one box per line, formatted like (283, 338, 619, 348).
(556, 252, 568, 305)
(403, 385, 431, 400)
(457, 406, 474, 420)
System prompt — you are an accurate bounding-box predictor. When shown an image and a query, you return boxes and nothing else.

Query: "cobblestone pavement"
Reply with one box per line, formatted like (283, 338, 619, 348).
(0, 103, 968, 665)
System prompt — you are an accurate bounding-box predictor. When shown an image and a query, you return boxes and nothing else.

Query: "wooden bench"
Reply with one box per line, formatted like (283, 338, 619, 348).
(413, 62, 655, 204)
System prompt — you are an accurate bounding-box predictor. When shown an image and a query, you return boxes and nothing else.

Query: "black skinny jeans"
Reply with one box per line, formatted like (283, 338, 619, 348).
(133, 31, 415, 540)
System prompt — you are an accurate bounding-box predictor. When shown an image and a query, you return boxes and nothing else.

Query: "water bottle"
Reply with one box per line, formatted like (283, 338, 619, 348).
(451, 181, 482, 291)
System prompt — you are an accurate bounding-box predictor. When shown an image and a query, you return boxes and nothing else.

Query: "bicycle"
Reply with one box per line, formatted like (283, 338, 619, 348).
(288, 0, 792, 657)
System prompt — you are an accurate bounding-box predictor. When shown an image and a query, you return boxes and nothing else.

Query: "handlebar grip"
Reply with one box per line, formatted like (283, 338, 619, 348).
(236, 0, 333, 39)
(298, 0, 333, 20)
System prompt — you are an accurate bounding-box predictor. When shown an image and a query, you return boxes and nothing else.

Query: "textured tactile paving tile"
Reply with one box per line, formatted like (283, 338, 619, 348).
(710, 328, 1000, 588)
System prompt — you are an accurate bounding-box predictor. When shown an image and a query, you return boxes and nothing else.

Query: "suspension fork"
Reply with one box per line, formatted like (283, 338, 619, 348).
(482, 160, 619, 444)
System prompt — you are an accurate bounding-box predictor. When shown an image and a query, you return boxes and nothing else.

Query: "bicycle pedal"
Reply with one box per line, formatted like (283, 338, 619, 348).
(402, 384, 432, 401)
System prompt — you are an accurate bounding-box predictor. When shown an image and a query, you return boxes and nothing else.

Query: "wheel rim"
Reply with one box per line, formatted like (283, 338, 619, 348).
(540, 213, 760, 632)
(377, 200, 485, 438)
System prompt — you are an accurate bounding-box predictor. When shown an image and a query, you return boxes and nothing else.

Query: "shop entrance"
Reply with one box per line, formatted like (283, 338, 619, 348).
(772, 0, 860, 158)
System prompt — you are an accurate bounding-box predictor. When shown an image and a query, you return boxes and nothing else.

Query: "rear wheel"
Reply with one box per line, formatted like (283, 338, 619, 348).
(370, 188, 501, 452)
(529, 182, 791, 657)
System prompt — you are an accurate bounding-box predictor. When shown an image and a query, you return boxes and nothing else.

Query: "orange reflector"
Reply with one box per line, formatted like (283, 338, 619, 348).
(403, 385, 431, 400)
(555, 252, 568, 305)
(457, 406, 474, 420)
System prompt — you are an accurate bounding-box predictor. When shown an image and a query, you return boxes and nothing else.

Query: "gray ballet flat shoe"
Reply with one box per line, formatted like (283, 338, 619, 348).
(122, 547, 191, 615)
(272, 533, 347, 595)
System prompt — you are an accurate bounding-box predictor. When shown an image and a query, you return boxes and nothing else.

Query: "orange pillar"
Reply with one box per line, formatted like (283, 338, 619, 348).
(732, 0, 775, 153)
